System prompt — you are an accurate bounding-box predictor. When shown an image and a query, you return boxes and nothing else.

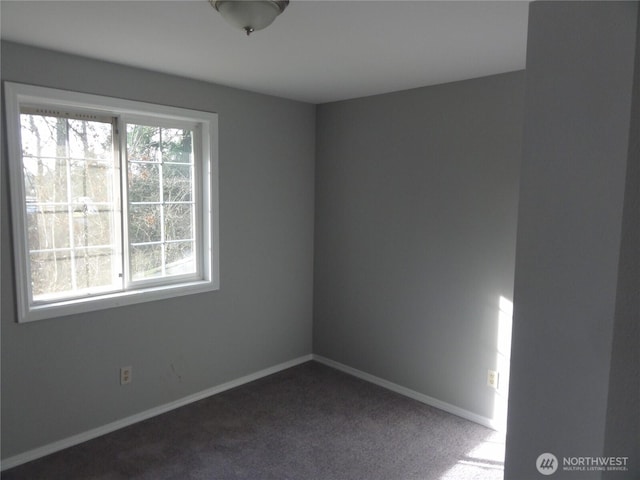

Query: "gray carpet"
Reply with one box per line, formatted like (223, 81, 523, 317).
(1, 361, 505, 480)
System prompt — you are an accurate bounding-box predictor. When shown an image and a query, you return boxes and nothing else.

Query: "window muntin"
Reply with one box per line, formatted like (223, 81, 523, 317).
(5, 82, 219, 323)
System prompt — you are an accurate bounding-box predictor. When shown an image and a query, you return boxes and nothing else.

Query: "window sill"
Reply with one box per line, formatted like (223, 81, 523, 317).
(22, 280, 219, 323)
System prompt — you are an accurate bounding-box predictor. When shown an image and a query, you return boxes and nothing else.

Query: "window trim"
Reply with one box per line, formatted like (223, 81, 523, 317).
(4, 82, 219, 323)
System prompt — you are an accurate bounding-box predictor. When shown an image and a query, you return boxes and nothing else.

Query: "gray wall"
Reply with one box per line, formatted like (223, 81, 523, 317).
(505, 2, 639, 479)
(4, 1, 639, 471)
(1, 42, 316, 459)
(313, 71, 525, 421)
(604, 4, 640, 475)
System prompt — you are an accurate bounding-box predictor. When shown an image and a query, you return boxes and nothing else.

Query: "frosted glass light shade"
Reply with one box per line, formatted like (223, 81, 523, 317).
(212, 1, 289, 35)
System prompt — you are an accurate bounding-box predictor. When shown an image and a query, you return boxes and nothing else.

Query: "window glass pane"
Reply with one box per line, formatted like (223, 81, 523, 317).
(20, 111, 119, 302)
(20, 114, 68, 159)
(127, 122, 198, 283)
(73, 209, 116, 248)
(127, 125, 160, 162)
(23, 157, 68, 204)
(68, 119, 113, 160)
(75, 248, 118, 290)
(131, 244, 162, 280)
(27, 205, 71, 250)
(163, 164, 193, 202)
(166, 241, 196, 275)
(129, 205, 161, 243)
(30, 250, 73, 299)
(164, 204, 193, 241)
(71, 161, 114, 204)
(162, 128, 193, 163)
(128, 162, 160, 203)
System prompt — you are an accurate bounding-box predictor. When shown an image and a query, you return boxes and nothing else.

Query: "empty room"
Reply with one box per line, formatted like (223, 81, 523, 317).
(1, 1, 638, 479)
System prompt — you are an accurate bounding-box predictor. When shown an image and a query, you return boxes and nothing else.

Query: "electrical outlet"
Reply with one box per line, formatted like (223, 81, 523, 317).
(487, 369, 499, 389)
(120, 366, 132, 385)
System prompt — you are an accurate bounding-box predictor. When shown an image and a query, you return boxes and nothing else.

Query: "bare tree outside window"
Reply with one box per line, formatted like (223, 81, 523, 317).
(20, 115, 197, 299)
(7, 82, 218, 323)
(127, 124, 196, 280)
(20, 112, 117, 300)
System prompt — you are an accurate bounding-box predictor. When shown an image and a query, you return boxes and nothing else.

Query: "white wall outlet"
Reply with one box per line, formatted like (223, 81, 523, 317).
(487, 369, 499, 389)
(120, 366, 132, 385)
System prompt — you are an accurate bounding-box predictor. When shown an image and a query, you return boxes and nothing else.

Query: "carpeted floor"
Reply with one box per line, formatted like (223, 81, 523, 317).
(1, 361, 505, 480)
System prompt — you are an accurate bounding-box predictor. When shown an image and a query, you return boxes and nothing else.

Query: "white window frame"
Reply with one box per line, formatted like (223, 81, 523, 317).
(4, 82, 219, 323)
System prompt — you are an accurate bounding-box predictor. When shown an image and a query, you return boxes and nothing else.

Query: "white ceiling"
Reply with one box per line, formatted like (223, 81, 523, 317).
(0, 0, 529, 104)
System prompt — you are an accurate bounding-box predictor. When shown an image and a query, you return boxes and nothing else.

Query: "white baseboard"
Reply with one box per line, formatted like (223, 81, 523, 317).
(3, 353, 498, 471)
(1, 354, 313, 471)
(312, 354, 499, 431)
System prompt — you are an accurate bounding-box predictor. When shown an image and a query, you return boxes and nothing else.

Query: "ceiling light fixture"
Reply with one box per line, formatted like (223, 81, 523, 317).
(211, 1, 290, 36)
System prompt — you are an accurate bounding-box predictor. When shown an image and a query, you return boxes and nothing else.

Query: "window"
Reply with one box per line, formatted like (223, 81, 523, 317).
(5, 82, 219, 322)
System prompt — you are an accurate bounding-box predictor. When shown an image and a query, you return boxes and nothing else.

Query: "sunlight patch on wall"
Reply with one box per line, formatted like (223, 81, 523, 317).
(492, 296, 513, 431)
